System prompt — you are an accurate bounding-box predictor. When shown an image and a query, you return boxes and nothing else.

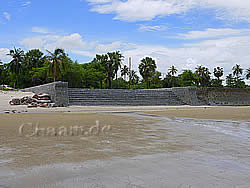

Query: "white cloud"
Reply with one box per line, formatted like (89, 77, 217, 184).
(87, 0, 250, 22)
(20, 33, 86, 51)
(71, 50, 96, 57)
(121, 36, 250, 81)
(138, 24, 167, 32)
(44, 33, 86, 51)
(0, 48, 11, 63)
(23, 1, 32, 7)
(32, 27, 50, 34)
(20, 36, 45, 49)
(87, 0, 196, 22)
(176, 28, 250, 40)
(95, 41, 121, 53)
(3, 12, 11, 21)
(18, 30, 250, 82)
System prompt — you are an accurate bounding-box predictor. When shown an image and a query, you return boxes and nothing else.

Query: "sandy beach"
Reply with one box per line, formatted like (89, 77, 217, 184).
(1, 90, 250, 121)
(0, 91, 250, 187)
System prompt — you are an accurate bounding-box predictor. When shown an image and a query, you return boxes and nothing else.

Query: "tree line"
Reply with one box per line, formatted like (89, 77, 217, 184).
(0, 47, 249, 89)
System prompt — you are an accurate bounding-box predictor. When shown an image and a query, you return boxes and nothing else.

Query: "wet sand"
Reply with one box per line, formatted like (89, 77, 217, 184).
(0, 91, 250, 187)
(0, 112, 250, 187)
(144, 106, 250, 122)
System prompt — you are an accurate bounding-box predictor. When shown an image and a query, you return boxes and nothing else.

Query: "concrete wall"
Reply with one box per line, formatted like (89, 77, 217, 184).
(21, 82, 69, 107)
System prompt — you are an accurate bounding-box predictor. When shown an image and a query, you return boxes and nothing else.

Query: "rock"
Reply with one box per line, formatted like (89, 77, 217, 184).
(48, 103, 56, 108)
(9, 93, 55, 108)
(37, 99, 51, 103)
(9, 98, 21, 105)
(27, 103, 38, 108)
(40, 103, 48, 108)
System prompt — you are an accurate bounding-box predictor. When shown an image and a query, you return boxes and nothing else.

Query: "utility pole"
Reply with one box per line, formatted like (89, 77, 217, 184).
(129, 57, 131, 89)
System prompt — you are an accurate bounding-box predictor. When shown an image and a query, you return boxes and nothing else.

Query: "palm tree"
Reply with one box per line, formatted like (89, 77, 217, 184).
(213, 67, 224, 80)
(0, 60, 3, 77)
(96, 54, 114, 89)
(121, 65, 129, 80)
(226, 74, 234, 88)
(130, 70, 139, 85)
(195, 65, 211, 87)
(113, 51, 124, 88)
(7, 47, 24, 88)
(168, 65, 178, 76)
(232, 64, 243, 88)
(24, 49, 44, 69)
(46, 48, 67, 82)
(232, 64, 243, 78)
(246, 68, 250, 80)
(138, 57, 157, 89)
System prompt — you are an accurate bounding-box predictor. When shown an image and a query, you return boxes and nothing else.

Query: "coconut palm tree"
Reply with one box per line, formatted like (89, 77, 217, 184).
(113, 51, 124, 88)
(232, 64, 244, 87)
(246, 68, 250, 80)
(195, 65, 211, 87)
(232, 64, 243, 78)
(46, 48, 67, 82)
(7, 47, 24, 88)
(121, 65, 129, 80)
(24, 49, 44, 69)
(130, 70, 139, 85)
(138, 57, 157, 89)
(168, 65, 178, 77)
(96, 54, 114, 89)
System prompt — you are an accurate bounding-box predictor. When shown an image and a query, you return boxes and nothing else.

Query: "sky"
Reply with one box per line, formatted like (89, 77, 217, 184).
(0, 0, 250, 81)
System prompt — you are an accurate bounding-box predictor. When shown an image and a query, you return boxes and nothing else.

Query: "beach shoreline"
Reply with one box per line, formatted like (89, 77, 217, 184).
(1, 90, 250, 122)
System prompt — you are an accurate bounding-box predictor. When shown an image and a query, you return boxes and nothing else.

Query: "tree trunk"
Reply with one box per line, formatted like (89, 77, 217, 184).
(16, 72, 19, 89)
(108, 78, 111, 89)
(146, 79, 149, 89)
(116, 72, 118, 89)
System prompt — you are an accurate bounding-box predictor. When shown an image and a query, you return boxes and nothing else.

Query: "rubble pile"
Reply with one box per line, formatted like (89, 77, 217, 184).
(9, 93, 56, 108)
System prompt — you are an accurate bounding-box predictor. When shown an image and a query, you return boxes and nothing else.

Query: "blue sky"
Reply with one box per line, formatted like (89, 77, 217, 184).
(1, 0, 250, 80)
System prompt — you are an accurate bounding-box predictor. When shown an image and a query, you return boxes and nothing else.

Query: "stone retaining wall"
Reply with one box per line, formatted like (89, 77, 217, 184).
(196, 88, 250, 106)
(21, 82, 69, 107)
(68, 88, 186, 106)
(21, 82, 250, 106)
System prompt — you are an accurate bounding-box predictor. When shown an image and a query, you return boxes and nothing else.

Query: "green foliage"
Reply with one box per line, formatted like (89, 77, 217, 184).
(46, 49, 67, 82)
(211, 79, 223, 87)
(138, 57, 157, 89)
(1, 47, 249, 89)
(7, 47, 25, 88)
(168, 65, 178, 76)
(213, 67, 224, 80)
(226, 73, 246, 88)
(245, 68, 250, 80)
(195, 65, 211, 87)
(179, 70, 196, 87)
(162, 74, 181, 88)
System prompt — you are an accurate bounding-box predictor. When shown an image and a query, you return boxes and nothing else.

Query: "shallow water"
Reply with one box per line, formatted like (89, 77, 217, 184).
(0, 113, 249, 188)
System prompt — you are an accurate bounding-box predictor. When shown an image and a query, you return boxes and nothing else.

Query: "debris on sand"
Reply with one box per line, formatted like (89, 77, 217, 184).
(9, 93, 55, 108)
